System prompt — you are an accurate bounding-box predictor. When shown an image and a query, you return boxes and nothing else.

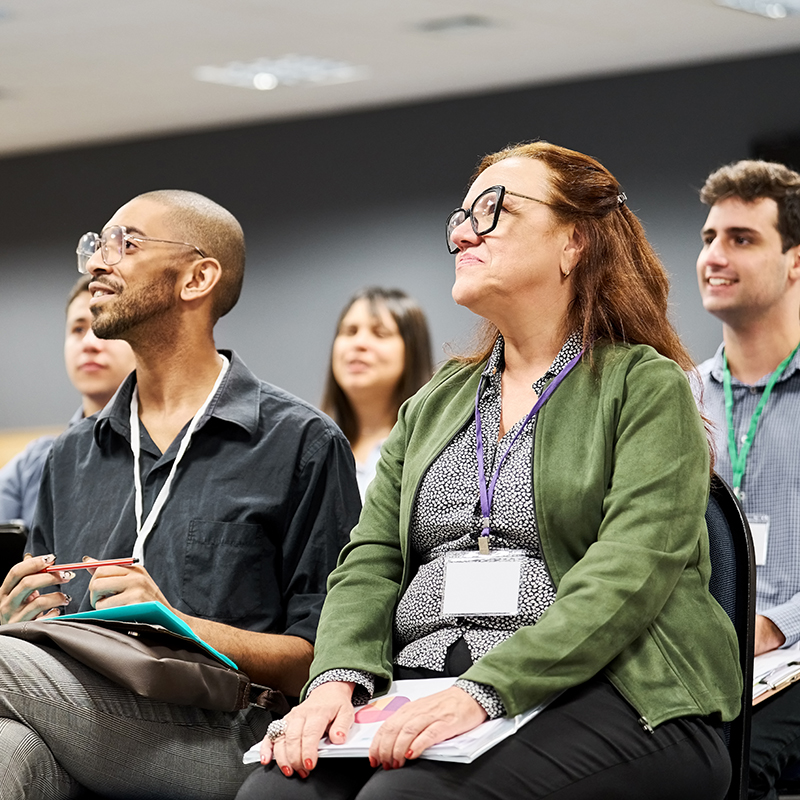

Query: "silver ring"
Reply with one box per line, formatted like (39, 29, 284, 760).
(266, 718, 287, 742)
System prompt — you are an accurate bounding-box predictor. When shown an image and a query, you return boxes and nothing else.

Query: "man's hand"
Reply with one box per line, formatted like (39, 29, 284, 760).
(755, 614, 786, 655)
(87, 559, 171, 611)
(0, 554, 74, 624)
(86, 558, 313, 695)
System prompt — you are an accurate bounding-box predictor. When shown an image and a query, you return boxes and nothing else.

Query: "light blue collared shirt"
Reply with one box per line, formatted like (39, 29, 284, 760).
(696, 343, 800, 645)
(0, 407, 82, 531)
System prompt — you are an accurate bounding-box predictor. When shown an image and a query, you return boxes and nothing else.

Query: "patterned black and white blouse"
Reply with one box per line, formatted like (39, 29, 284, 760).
(311, 332, 583, 719)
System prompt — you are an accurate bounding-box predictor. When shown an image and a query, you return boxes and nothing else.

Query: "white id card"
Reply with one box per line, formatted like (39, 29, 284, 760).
(747, 514, 770, 566)
(441, 550, 524, 616)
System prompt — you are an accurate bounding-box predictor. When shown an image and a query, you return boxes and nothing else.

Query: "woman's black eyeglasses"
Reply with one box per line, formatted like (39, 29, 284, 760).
(445, 185, 554, 254)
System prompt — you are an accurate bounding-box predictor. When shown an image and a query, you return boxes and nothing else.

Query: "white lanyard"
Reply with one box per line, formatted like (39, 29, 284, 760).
(129, 354, 230, 565)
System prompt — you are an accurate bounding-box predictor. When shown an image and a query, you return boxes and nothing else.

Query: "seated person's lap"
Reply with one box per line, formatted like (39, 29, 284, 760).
(237, 676, 729, 800)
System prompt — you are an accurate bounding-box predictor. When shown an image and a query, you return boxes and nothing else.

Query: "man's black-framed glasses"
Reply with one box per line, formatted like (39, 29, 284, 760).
(445, 184, 554, 255)
(76, 225, 207, 274)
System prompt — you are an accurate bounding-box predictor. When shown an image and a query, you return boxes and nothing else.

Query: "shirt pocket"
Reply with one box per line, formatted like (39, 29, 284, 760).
(182, 519, 266, 623)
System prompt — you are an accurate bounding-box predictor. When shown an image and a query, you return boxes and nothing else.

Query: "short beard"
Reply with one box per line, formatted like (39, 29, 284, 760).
(92, 268, 179, 341)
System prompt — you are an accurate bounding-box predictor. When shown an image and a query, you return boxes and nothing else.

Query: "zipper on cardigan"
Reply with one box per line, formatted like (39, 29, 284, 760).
(638, 716, 654, 734)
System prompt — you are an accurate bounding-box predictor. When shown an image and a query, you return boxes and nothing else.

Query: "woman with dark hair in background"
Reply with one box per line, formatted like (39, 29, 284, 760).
(321, 287, 433, 499)
(239, 142, 741, 800)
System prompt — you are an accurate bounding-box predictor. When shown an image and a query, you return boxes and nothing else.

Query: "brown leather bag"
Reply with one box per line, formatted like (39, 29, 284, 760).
(0, 617, 288, 715)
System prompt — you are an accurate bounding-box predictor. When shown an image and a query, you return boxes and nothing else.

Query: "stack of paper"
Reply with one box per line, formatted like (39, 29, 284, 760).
(244, 676, 552, 765)
(753, 643, 800, 702)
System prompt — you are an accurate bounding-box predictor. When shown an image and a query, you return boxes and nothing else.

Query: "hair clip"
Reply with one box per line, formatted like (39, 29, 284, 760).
(617, 191, 627, 207)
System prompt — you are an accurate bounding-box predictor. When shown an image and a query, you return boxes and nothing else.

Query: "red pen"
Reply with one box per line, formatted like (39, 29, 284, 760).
(43, 557, 139, 573)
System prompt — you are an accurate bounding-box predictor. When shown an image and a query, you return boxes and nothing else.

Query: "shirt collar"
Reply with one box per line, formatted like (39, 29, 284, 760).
(708, 340, 800, 386)
(706, 343, 726, 384)
(93, 350, 261, 449)
(67, 406, 85, 427)
(485, 331, 583, 391)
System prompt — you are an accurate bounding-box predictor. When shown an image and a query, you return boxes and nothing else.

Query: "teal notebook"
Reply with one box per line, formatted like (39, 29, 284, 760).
(53, 601, 238, 670)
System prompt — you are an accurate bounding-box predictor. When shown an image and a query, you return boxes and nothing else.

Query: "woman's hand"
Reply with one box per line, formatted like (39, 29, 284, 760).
(266, 681, 356, 778)
(369, 685, 487, 769)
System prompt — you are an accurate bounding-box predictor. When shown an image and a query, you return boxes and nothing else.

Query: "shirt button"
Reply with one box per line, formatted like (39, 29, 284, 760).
(740, 434, 748, 445)
(749, 386, 758, 395)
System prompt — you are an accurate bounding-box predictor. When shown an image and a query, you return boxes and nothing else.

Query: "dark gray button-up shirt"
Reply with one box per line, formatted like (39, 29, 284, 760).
(31, 351, 361, 643)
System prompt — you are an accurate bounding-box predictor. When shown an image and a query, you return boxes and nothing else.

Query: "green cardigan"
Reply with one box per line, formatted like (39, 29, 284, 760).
(310, 342, 743, 728)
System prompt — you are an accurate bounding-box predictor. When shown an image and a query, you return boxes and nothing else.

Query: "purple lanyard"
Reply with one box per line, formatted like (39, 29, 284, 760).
(475, 348, 584, 549)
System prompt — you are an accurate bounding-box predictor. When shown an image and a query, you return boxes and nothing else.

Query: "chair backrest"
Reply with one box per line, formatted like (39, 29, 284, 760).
(706, 474, 756, 800)
(0, 521, 28, 582)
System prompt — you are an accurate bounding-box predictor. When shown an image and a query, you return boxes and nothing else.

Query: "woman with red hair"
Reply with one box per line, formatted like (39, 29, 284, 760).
(238, 141, 741, 800)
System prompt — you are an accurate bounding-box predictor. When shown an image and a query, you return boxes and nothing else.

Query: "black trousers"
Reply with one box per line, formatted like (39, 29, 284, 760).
(749, 681, 800, 800)
(237, 660, 730, 800)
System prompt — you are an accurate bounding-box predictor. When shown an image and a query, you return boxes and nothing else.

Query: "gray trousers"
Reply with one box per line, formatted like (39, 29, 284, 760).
(0, 636, 269, 800)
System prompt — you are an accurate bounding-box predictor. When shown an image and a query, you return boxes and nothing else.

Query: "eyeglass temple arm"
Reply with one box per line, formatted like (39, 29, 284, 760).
(128, 235, 207, 258)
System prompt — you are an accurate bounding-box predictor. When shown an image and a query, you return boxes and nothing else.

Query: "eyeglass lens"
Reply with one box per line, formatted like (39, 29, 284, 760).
(445, 187, 503, 254)
(75, 226, 125, 274)
(76, 233, 99, 274)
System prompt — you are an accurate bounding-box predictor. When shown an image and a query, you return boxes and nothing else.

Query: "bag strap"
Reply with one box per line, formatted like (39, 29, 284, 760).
(249, 684, 289, 715)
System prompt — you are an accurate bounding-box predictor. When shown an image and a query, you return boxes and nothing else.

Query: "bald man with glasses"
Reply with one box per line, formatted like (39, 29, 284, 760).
(0, 190, 360, 800)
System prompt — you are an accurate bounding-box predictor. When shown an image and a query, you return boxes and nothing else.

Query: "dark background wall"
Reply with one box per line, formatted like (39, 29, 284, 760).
(3, 48, 800, 429)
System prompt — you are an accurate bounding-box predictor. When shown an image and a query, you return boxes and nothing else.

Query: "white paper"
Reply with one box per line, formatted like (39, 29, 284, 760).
(442, 557, 521, 616)
(243, 677, 554, 765)
(752, 641, 800, 700)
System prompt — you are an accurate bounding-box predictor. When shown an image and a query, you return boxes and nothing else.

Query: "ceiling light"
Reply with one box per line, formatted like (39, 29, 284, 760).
(252, 73, 279, 91)
(194, 55, 368, 91)
(715, 0, 800, 17)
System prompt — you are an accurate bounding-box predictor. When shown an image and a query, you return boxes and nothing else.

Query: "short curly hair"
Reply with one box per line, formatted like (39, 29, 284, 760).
(700, 160, 800, 253)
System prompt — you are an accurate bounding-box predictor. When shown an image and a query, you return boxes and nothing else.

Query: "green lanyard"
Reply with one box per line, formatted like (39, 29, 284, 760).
(723, 342, 800, 497)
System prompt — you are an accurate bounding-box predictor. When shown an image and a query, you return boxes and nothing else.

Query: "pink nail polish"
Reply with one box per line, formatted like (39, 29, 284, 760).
(304, 759, 313, 770)
(281, 766, 292, 777)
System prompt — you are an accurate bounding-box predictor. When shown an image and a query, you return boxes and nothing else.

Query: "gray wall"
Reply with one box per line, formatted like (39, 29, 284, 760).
(3, 49, 800, 428)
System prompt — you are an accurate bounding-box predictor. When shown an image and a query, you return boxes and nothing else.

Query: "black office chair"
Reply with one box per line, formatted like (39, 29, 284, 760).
(706, 473, 756, 800)
(0, 520, 28, 579)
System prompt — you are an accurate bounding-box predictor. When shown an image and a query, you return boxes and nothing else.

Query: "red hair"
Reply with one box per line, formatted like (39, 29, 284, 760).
(458, 141, 694, 372)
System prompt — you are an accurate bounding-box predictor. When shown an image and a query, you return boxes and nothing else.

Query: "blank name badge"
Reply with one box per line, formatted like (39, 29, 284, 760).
(747, 514, 769, 566)
(442, 550, 524, 617)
